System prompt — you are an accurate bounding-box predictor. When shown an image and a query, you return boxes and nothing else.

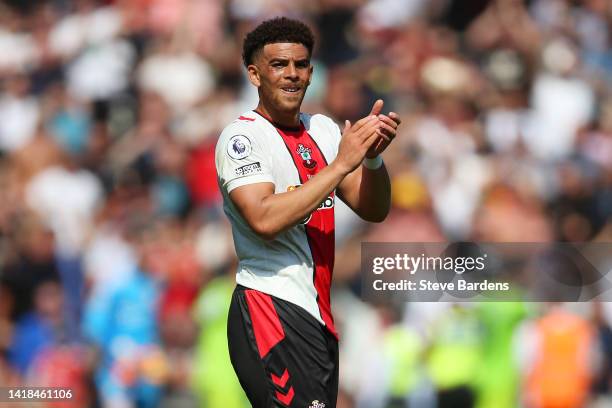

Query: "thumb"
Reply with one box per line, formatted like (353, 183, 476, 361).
(369, 99, 384, 116)
(343, 119, 351, 133)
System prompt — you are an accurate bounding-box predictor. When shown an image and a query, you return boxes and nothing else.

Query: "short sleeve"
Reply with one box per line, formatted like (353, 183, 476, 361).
(215, 125, 274, 194)
(321, 115, 342, 159)
(329, 118, 342, 153)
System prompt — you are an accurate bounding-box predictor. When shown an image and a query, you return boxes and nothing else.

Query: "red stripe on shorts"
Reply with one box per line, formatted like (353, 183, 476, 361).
(245, 290, 286, 358)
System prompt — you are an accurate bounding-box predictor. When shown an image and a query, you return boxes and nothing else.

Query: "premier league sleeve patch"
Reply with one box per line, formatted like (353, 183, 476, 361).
(234, 162, 262, 176)
(227, 135, 252, 160)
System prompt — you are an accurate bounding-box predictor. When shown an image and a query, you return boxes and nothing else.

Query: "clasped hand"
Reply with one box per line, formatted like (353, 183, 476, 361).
(335, 99, 401, 174)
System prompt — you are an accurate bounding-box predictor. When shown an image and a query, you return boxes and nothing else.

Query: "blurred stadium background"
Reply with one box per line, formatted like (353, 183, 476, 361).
(0, 0, 612, 407)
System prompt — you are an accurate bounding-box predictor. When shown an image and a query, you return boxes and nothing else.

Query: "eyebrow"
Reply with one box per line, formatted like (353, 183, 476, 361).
(268, 57, 310, 64)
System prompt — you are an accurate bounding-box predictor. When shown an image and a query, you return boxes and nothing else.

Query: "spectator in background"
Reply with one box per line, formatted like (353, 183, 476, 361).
(0, 73, 40, 153)
(425, 304, 481, 408)
(380, 304, 424, 408)
(191, 273, 248, 408)
(519, 303, 597, 408)
(8, 279, 95, 406)
(474, 302, 528, 408)
(592, 302, 612, 402)
(137, 36, 214, 113)
(0, 279, 18, 385)
(7, 279, 65, 374)
(83, 220, 166, 408)
(46, 84, 92, 156)
(2, 216, 60, 320)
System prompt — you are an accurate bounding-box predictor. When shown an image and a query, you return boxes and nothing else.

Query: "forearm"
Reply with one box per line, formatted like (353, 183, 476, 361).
(243, 162, 348, 239)
(339, 162, 391, 223)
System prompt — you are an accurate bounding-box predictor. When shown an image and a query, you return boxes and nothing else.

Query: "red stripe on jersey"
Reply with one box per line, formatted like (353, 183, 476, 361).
(275, 124, 338, 339)
(238, 115, 255, 121)
(245, 290, 286, 357)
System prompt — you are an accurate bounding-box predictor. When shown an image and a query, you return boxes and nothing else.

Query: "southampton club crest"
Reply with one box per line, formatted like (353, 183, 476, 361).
(227, 135, 252, 160)
(296, 143, 317, 169)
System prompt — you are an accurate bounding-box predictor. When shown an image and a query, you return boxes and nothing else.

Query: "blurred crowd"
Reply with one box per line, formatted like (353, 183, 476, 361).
(0, 0, 612, 407)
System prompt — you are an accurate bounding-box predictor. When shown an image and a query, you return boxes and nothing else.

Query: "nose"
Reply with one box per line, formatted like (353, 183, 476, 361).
(286, 62, 298, 80)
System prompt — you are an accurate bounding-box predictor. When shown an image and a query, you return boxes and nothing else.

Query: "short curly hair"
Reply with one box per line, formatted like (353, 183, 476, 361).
(242, 17, 315, 67)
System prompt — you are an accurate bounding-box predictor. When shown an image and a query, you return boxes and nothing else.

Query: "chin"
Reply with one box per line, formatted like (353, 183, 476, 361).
(277, 99, 301, 112)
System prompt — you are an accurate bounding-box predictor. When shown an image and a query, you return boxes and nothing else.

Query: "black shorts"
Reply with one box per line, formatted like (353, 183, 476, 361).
(227, 285, 339, 408)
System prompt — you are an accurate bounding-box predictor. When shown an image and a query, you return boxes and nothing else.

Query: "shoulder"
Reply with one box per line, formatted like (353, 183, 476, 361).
(301, 112, 339, 132)
(302, 113, 342, 148)
(218, 112, 259, 142)
(216, 112, 262, 156)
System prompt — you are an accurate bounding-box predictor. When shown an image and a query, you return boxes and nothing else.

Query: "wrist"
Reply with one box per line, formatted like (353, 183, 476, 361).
(330, 160, 352, 177)
(363, 156, 383, 170)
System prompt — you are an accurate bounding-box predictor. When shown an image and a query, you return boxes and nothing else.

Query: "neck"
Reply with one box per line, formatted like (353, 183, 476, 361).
(255, 101, 300, 128)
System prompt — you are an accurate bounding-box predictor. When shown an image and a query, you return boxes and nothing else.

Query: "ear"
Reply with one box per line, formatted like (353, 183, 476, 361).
(247, 64, 261, 87)
(305, 63, 314, 87)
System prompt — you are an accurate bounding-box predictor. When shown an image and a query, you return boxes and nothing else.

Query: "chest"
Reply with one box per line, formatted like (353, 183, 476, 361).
(263, 124, 336, 192)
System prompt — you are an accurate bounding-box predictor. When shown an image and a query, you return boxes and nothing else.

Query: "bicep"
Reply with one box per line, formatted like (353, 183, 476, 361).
(229, 182, 276, 225)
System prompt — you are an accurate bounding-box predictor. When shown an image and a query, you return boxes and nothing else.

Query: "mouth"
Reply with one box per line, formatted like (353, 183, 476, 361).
(280, 86, 301, 95)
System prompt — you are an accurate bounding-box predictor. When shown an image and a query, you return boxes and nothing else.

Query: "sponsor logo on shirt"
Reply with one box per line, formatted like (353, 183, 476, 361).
(235, 162, 262, 176)
(309, 400, 326, 408)
(296, 143, 317, 169)
(287, 185, 334, 225)
(227, 135, 252, 159)
(317, 196, 334, 210)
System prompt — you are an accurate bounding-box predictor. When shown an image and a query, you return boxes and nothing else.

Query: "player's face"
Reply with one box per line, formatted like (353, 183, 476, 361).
(250, 43, 313, 114)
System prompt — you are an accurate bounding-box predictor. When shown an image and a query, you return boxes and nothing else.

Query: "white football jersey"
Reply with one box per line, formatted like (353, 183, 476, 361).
(215, 110, 342, 336)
